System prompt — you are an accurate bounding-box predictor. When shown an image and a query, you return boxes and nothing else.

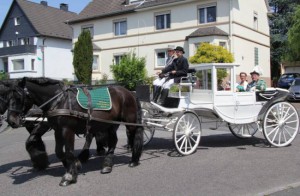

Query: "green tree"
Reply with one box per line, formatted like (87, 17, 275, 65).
(73, 30, 93, 85)
(287, 5, 300, 61)
(269, 0, 300, 77)
(189, 43, 234, 81)
(189, 42, 234, 64)
(110, 51, 147, 91)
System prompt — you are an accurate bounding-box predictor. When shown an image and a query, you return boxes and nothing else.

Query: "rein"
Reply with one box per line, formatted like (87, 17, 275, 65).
(20, 85, 146, 128)
(47, 109, 147, 127)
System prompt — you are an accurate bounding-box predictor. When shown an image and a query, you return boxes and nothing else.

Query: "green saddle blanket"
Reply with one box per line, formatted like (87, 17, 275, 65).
(76, 87, 112, 110)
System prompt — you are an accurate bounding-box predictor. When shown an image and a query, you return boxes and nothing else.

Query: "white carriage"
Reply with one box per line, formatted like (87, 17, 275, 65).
(139, 63, 299, 155)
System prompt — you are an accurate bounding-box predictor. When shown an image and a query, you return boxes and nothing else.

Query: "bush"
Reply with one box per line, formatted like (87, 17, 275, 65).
(0, 72, 8, 80)
(110, 51, 147, 91)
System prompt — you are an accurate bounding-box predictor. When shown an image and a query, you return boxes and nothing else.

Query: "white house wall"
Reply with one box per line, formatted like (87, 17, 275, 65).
(72, 0, 270, 84)
(41, 38, 74, 80)
(9, 37, 74, 80)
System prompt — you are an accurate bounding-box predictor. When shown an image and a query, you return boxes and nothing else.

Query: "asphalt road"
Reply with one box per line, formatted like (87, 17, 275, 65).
(0, 103, 300, 196)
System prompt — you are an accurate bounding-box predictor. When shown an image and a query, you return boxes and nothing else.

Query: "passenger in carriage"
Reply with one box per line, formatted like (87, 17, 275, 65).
(153, 46, 189, 106)
(236, 72, 248, 92)
(246, 66, 267, 91)
(152, 45, 177, 102)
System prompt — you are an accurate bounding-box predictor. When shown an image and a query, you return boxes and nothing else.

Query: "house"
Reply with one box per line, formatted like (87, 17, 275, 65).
(0, 0, 77, 80)
(69, 0, 271, 85)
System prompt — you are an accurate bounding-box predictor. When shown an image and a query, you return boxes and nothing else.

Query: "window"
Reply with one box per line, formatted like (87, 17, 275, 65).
(7, 40, 15, 47)
(155, 13, 170, 30)
(114, 55, 125, 65)
(114, 20, 127, 36)
(199, 5, 216, 24)
(253, 12, 258, 30)
(254, 47, 259, 66)
(219, 41, 226, 48)
(31, 59, 35, 70)
(18, 38, 30, 45)
(14, 17, 20, 26)
(155, 50, 168, 67)
(12, 59, 24, 71)
(82, 25, 94, 37)
(92, 55, 99, 71)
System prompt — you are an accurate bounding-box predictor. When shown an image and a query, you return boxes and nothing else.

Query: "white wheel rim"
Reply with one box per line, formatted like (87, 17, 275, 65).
(229, 123, 258, 138)
(263, 102, 299, 147)
(142, 109, 154, 145)
(174, 112, 201, 155)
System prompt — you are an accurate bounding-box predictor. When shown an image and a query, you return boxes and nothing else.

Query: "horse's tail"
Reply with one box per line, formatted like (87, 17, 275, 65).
(131, 93, 144, 164)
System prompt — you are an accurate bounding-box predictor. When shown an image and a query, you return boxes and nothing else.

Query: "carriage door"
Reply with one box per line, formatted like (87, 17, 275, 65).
(213, 67, 237, 123)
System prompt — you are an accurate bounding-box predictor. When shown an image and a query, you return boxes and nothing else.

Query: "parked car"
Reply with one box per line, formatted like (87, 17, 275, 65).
(277, 73, 300, 89)
(287, 77, 300, 101)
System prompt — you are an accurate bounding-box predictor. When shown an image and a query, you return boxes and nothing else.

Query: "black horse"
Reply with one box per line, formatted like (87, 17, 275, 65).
(7, 77, 144, 186)
(0, 80, 111, 170)
(0, 80, 51, 169)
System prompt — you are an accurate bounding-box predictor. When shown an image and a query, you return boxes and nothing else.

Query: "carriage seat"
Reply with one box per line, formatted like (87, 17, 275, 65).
(256, 88, 279, 101)
(180, 69, 196, 85)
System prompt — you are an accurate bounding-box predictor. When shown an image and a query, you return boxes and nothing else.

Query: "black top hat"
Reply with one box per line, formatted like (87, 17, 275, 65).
(174, 46, 185, 54)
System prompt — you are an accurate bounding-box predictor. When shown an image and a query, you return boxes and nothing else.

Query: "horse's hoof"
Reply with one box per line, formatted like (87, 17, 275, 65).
(101, 166, 112, 174)
(129, 162, 139, 167)
(59, 174, 77, 186)
(59, 179, 76, 187)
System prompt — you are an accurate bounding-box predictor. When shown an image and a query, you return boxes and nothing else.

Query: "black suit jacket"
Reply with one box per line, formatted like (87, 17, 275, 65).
(161, 56, 189, 83)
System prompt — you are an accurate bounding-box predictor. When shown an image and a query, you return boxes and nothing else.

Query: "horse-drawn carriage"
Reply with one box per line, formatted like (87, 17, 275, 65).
(1, 63, 299, 186)
(137, 63, 299, 155)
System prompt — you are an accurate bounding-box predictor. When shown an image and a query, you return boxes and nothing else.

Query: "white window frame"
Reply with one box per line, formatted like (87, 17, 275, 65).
(155, 12, 171, 30)
(219, 41, 227, 48)
(7, 40, 15, 47)
(113, 53, 126, 65)
(114, 19, 127, 36)
(14, 17, 20, 26)
(198, 4, 217, 24)
(12, 59, 25, 71)
(81, 25, 94, 37)
(92, 55, 100, 72)
(155, 49, 168, 68)
(31, 59, 35, 71)
(18, 38, 30, 45)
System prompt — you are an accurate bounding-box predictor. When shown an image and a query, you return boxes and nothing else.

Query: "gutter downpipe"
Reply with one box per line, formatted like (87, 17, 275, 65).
(229, 0, 233, 53)
(41, 38, 46, 77)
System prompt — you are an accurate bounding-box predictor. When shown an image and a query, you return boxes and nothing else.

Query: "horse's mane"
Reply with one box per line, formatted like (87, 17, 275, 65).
(24, 77, 64, 87)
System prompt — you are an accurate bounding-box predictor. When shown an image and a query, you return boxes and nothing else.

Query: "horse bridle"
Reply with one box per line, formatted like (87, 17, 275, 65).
(7, 85, 27, 115)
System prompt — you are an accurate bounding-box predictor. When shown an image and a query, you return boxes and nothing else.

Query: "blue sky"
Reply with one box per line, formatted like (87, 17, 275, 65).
(0, 0, 91, 27)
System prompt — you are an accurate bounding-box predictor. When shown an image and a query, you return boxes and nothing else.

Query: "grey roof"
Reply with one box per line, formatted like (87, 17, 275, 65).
(186, 27, 228, 39)
(69, 0, 185, 24)
(15, 0, 77, 39)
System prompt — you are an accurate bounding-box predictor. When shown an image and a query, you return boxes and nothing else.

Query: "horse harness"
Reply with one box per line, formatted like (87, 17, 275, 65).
(22, 86, 145, 130)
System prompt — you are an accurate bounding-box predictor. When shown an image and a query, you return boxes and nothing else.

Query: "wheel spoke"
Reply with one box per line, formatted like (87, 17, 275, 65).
(271, 127, 280, 142)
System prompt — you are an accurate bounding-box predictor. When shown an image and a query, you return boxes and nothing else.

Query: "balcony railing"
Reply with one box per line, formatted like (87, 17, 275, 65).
(0, 45, 37, 56)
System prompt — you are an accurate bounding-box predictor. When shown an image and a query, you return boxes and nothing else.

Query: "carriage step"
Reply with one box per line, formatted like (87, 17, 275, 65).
(152, 112, 172, 118)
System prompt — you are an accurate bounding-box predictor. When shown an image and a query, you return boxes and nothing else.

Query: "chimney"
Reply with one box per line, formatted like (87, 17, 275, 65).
(40, 1, 48, 6)
(60, 3, 68, 11)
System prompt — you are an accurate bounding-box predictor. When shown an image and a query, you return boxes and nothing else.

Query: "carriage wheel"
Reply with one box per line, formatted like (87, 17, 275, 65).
(173, 112, 201, 155)
(142, 109, 155, 146)
(263, 102, 299, 147)
(228, 122, 258, 139)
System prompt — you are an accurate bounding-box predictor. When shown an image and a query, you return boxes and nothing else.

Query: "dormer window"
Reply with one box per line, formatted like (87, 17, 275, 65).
(14, 17, 20, 26)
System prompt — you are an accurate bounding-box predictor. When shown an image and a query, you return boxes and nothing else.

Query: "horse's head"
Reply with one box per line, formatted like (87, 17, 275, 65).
(6, 78, 33, 128)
